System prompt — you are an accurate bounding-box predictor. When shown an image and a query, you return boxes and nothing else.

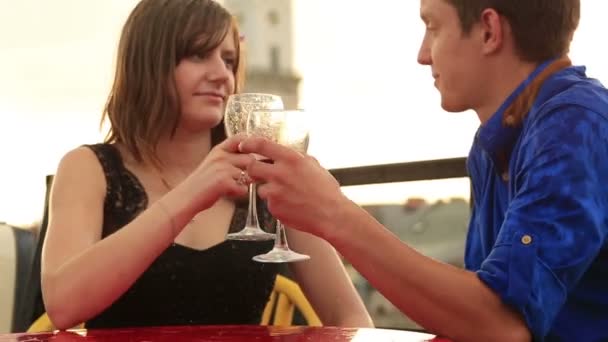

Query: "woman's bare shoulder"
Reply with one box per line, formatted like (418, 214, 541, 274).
(54, 145, 107, 194)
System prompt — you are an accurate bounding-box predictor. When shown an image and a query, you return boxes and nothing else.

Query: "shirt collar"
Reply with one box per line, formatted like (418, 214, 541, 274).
(476, 59, 556, 174)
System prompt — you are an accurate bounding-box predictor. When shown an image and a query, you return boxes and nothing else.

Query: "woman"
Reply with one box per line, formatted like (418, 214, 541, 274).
(41, 0, 372, 330)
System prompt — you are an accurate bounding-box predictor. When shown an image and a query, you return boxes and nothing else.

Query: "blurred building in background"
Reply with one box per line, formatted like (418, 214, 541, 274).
(221, 0, 300, 109)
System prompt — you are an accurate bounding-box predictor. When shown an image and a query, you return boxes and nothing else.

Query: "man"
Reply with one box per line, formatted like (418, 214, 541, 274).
(239, 0, 608, 340)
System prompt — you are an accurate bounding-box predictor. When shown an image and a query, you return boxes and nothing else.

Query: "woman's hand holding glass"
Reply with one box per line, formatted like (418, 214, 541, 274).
(176, 135, 253, 219)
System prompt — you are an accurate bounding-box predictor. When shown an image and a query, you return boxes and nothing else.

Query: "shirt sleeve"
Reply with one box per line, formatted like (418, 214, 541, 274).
(476, 105, 608, 338)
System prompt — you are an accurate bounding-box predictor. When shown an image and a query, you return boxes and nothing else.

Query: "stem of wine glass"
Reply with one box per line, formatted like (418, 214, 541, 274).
(245, 183, 261, 229)
(251, 219, 310, 263)
(273, 220, 290, 250)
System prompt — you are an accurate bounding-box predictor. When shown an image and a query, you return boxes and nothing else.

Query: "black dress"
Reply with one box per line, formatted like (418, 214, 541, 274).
(84, 143, 278, 329)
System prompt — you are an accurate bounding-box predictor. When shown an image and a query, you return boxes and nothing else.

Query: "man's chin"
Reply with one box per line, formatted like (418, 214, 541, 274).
(440, 98, 470, 113)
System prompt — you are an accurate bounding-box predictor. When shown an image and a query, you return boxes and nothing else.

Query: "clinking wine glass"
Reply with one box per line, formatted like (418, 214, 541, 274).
(224, 93, 283, 241)
(247, 109, 311, 263)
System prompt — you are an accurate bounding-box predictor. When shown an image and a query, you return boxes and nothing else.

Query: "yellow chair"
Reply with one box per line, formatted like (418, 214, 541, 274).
(27, 313, 84, 333)
(261, 275, 322, 326)
(27, 312, 54, 333)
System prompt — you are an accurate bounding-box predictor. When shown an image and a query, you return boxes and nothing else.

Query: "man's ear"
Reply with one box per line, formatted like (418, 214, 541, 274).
(479, 8, 504, 55)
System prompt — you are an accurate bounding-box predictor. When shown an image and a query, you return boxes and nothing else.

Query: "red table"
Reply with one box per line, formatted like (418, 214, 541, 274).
(0, 326, 451, 341)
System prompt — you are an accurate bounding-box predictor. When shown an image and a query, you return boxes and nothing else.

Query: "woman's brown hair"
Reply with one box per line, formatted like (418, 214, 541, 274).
(102, 0, 244, 165)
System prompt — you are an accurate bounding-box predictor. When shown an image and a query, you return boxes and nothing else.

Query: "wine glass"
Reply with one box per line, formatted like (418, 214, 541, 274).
(224, 93, 283, 241)
(247, 109, 311, 263)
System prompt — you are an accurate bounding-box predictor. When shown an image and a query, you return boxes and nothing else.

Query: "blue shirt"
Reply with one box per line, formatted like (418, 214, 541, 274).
(466, 61, 608, 341)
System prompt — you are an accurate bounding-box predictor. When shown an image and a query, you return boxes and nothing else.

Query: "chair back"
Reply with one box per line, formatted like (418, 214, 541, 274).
(261, 275, 321, 326)
(11, 175, 53, 332)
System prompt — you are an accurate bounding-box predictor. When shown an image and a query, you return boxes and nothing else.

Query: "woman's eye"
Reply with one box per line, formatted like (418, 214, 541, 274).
(189, 51, 207, 61)
(223, 57, 236, 70)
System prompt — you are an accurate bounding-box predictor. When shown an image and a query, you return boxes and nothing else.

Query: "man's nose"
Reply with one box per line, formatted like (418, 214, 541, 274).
(417, 38, 432, 65)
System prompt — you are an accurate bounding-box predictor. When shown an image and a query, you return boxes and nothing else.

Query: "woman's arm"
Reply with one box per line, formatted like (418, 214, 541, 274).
(41, 147, 199, 329)
(43, 138, 250, 329)
(287, 228, 373, 327)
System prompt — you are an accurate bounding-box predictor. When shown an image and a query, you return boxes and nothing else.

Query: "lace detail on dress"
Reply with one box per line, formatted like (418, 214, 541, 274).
(86, 144, 148, 237)
(86, 143, 275, 236)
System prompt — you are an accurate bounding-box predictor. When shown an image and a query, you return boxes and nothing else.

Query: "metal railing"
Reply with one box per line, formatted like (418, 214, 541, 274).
(329, 157, 468, 186)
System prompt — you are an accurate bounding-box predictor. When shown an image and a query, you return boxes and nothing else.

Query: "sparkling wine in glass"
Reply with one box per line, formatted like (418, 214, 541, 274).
(247, 109, 311, 263)
(224, 93, 283, 241)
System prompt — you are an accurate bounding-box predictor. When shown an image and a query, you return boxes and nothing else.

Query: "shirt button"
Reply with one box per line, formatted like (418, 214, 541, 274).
(521, 235, 533, 245)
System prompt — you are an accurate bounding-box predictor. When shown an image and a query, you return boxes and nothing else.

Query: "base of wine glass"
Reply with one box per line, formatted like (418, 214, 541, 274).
(252, 247, 310, 263)
(226, 227, 275, 241)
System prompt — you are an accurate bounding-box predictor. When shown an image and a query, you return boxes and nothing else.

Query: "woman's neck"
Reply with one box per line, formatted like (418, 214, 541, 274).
(153, 129, 213, 183)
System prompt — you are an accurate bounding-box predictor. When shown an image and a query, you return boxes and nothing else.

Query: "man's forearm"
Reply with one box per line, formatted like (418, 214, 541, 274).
(324, 200, 531, 342)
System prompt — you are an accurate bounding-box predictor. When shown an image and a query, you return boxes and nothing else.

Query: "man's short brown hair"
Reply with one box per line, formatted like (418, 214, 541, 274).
(445, 0, 580, 62)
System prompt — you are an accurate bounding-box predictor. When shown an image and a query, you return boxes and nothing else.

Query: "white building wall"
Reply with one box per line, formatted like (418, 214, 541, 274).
(222, 0, 295, 75)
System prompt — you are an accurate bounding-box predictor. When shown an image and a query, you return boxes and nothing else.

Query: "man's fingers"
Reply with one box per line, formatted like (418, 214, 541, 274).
(255, 182, 278, 202)
(225, 152, 256, 170)
(239, 136, 300, 162)
(246, 158, 277, 183)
